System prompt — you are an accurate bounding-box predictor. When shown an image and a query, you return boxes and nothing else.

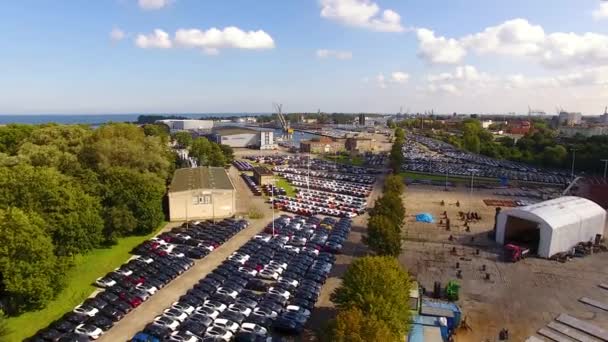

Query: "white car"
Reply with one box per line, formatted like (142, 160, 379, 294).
(169, 331, 199, 342)
(75, 324, 103, 340)
(195, 306, 220, 319)
(136, 283, 158, 295)
(239, 322, 268, 336)
(252, 307, 278, 319)
(73, 304, 99, 317)
(216, 287, 238, 299)
(238, 267, 258, 277)
(213, 318, 239, 333)
(283, 245, 301, 254)
(253, 234, 272, 242)
(228, 303, 252, 317)
(163, 308, 189, 322)
(264, 264, 284, 275)
(268, 287, 290, 300)
(203, 300, 227, 312)
(204, 326, 233, 341)
(286, 305, 311, 318)
(154, 316, 180, 331)
(278, 277, 299, 288)
(168, 251, 185, 258)
(198, 243, 214, 252)
(302, 247, 320, 256)
(95, 277, 116, 288)
(134, 255, 154, 264)
(228, 254, 249, 264)
(258, 270, 279, 280)
(176, 233, 192, 240)
(114, 268, 133, 276)
(171, 302, 196, 315)
(160, 243, 177, 253)
(150, 237, 168, 245)
(269, 261, 288, 269)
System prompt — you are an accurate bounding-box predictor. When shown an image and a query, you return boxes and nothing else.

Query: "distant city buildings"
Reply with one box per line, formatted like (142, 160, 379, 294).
(507, 120, 532, 135)
(556, 111, 582, 127)
(157, 119, 214, 133)
(300, 136, 346, 154)
(209, 126, 276, 150)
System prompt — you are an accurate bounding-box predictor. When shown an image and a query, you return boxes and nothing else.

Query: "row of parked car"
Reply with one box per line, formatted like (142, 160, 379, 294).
(364, 152, 387, 167)
(272, 195, 363, 218)
(132, 214, 352, 341)
(27, 219, 249, 342)
(232, 160, 254, 171)
(279, 173, 372, 198)
(240, 174, 262, 196)
(261, 184, 287, 196)
(272, 167, 376, 184)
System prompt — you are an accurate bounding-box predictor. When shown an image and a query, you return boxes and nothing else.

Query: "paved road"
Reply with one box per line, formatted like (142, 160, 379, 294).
(99, 216, 272, 341)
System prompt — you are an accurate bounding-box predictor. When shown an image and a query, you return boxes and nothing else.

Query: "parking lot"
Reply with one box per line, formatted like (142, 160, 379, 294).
(399, 183, 608, 341)
(403, 135, 571, 185)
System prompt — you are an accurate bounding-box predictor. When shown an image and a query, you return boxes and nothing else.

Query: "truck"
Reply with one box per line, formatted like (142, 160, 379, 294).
(504, 243, 530, 262)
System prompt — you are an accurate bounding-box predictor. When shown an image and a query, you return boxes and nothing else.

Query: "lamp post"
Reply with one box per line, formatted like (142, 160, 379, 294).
(601, 159, 608, 181)
(271, 178, 276, 236)
(468, 168, 478, 206)
(444, 162, 449, 191)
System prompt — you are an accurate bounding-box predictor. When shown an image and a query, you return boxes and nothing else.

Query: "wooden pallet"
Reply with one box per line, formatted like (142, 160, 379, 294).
(556, 313, 608, 341)
(579, 297, 608, 311)
(547, 322, 602, 342)
(538, 328, 576, 342)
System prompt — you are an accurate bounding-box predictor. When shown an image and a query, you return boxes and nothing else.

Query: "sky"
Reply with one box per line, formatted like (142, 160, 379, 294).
(1, 0, 608, 115)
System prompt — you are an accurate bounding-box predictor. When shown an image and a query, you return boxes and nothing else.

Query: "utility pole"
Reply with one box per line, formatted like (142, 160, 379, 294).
(444, 162, 449, 191)
(601, 159, 608, 181)
(468, 168, 478, 206)
(271, 179, 275, 236)
(570, 148, 577, 181)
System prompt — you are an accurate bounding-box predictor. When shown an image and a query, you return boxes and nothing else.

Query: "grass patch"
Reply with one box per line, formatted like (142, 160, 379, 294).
(324, 154, 364, 166)
(275, 177, 296, 197)
(400, 171, 499, 184)
(5, 223, 167, 342)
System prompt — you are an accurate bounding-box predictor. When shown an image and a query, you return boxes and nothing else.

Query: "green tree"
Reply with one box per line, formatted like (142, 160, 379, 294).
(219, 144, 235, 164)
(190, 137, 212, 166)
(370, 192, 405, 228)
(365, 215, 402, 256)
(0, 164, 104, 256)
(0, 208, 60, 313)
(326, 307, 396, 342)
(332, 256, 412, 339)
(101, 167, 166, 235)
(103, 205, 138, 244)
(541, 145, 567, 167)
(394, 127, 405, 141)
(463, 132, 481, 153)
(173, 131, 193, 149)
(384, 174, 404, 195)
(143, 124, 170, 144)
(80, 123, 173, 180)
(0, 124, 36, 155)
(208, 144, 227, 166)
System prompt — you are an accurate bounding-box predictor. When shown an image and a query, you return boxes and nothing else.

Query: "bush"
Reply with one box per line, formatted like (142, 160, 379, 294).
(325, 307, 396, 342)
(247, 208, 265, 219)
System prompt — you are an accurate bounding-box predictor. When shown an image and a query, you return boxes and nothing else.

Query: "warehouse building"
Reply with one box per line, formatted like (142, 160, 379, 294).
(345, 136, 375, 153)
(300, 136, 346, 154)
(495, 196, 606, 258)
(168, 167, 236, 221)
(253, 166, 274, 185)
(210, 127, 276, 150)
(157, 119, 214, 132)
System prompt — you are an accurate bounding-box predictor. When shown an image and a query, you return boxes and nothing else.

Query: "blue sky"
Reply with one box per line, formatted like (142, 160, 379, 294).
(1, 0, 607, 114)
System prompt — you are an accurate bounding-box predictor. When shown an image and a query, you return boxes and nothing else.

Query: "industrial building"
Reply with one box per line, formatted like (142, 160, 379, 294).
(157, 119, 214, 132)
(300, 136, 346, 154)
(168, 167, 236, 221)
(557, 111, 583, 127)
(559, 126, 608, 137)
(210, 127, 276, 150)
(495, 196, 606, 258)
(252, 166, 274, 185)
(345, 136, 374, 153)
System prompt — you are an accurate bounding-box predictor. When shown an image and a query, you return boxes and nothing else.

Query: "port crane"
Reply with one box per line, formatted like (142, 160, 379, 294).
(273, 103, 293, 140)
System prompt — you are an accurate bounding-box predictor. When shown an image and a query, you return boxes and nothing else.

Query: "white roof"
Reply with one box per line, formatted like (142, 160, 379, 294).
(509, 196, 605, 230)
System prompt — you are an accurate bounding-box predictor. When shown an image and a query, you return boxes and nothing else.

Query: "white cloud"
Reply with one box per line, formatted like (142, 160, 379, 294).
(427, 65, 489, 83)
(135, 29, 172, 49)
(376, 73, 387, 88)
(138, 0, 172, 10)
(416, 18, 608, 68)
(390, 71, 409, 83)
(174, 27, 275, 53)
(319, 0, 404, 32)
(110, 28, 125, 42)
(592, 2, 608, 20)
(416, 28, 467, 64)
(506, 67, 608, 89)
(316, 49, 353, 60)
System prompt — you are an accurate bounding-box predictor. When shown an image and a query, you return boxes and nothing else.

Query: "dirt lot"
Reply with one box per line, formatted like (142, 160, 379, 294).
(400, 184, 608, 341)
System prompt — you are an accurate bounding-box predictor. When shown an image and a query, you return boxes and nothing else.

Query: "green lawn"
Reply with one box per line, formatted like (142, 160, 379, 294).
(400, 171, 499, 185)
(324, 154, 364, 166)
(5, 223, 167, 342)
(275, 177, 296, 197)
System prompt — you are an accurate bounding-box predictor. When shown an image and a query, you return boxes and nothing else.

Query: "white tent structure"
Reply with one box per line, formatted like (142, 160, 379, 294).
(496, 196, 606, 258)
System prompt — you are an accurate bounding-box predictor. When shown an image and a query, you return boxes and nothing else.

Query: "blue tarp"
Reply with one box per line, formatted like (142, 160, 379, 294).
(416, 213, 435, 223)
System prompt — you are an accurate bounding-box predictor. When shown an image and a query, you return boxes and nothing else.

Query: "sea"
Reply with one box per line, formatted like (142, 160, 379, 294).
(0, 113, 263, 125)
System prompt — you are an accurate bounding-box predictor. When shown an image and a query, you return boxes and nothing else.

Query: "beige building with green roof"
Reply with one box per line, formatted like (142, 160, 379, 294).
(168, 167, 236, 221)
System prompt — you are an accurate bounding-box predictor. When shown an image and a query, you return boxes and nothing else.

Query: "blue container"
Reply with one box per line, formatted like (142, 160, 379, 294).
(420, 299, 462, 331)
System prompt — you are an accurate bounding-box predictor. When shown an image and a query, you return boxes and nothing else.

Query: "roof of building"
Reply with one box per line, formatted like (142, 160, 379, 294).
(504, 196, 606, 229)
(169, 167, 234, 192)
(253, 166, 273, 176)
(212, 126, 273, 136)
